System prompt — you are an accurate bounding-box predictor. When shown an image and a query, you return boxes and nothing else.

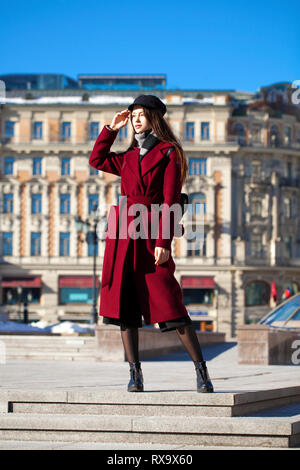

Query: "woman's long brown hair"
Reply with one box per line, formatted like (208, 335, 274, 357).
(128, 107, 188, 185)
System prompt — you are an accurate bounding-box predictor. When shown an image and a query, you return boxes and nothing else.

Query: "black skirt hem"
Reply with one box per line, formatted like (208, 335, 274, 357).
(102, 315, 192, 332)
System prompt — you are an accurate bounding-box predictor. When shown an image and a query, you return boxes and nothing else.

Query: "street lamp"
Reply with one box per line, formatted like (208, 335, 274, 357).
(75, 204, 102, 325)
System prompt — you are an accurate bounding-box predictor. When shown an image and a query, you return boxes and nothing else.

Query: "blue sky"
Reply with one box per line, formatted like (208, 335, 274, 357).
(1, 0, 299, 92)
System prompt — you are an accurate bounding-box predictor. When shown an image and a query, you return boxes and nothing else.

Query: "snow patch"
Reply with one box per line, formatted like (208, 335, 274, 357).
(0, 320, 94, 335)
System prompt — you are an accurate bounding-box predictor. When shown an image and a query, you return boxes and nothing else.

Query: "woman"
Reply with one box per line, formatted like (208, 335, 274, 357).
(89, 94, 213, 393)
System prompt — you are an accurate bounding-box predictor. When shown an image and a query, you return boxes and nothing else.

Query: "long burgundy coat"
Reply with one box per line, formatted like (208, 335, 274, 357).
(89, 125, 189, 325)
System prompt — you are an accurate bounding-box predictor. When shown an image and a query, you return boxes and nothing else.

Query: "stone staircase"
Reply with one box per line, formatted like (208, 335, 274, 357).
(0, 335, 97, 361)
(0, 387, 300, 448)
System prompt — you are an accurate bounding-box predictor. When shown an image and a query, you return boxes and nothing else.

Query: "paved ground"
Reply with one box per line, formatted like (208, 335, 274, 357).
(0, 341, 300, 450)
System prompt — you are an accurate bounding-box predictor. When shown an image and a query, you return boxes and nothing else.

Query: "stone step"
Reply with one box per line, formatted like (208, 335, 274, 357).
(2, 387, 300, 418)
(0, 412, 299, 448)
(3, 352, 97, 361)
(0, 335, 97, 361)
(5, 346, 96, 353)
(0, 336, 95, 344)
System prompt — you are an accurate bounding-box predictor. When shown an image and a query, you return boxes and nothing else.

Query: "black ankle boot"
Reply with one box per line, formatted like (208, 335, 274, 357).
(194, 361, 214, 393)
(128, 362, 144, 392)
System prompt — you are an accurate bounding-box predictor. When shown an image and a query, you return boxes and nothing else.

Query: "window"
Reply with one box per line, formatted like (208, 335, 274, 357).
(286, 162, 293, 180)
(61, 157, 70, 175)
(58, 276, 100, 305)
(250, 233, 263, 257)
(88, 194, 99, 214)
(3, 194, 13, 213)
(245, 281, 270, 306)
(201, 122, 210, 140)
(3, 287, 40, 305)
(185, 122, 195, 141)
(251, 198, 262, 217)
(187, 233, 207, 257)
(59, 232, 70, 256)
(284, 127, 292, 146)
(183, 287, 213, 304)
(4, 157, 14, 175)
(31, 232, 41, 256)
(60, 194, 70, 214)
(33, 122, 43, 139)
(61, 122, 71, 141)
(90, 122, 99, 140)
(252, 124, 262, 144)
(2, 232, 13, 255)
(188, 193, 207, 217)
(284, 236, 293, 258)
(189, 158, 207, 176)
(270, 125, 280, 147)
(251, 160, 262, 178)
(233, 123, 246, 145)
(31, 194, 42, 214)
(261, 293, 300, 326)
(283, 197, 293, 218)
(33, 157, 42, 175)
(4, 121, 15, 138)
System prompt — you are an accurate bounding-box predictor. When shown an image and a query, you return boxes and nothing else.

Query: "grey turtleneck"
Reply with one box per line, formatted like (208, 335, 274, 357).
(135, 129, 160, 162)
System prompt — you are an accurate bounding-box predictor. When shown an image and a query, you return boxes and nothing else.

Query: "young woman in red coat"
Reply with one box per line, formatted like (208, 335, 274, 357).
(89, 95, 213, 393)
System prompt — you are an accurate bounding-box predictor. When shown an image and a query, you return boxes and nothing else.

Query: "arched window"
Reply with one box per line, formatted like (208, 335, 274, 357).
(245, 280, 270, 307)
(270, 125, 280, 147)
(233, 123, 246, 146)
(188, 192, 206, 218)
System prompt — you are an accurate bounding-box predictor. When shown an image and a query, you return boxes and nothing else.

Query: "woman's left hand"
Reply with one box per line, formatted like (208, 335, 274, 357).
(154, 247, 170, 265)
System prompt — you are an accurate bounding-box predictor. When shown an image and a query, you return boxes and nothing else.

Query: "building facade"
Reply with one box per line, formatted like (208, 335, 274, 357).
(0, 79, 300, 337)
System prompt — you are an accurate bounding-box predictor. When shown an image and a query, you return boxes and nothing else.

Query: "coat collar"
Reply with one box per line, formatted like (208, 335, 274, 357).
(126, 141, 172, 183)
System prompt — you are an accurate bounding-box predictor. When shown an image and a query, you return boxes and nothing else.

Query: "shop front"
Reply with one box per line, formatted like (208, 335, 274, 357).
(181, 276, 217, 331)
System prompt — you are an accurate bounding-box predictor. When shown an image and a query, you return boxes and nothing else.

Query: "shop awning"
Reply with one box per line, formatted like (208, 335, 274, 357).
(1, 277, 42, 288)
(59, 276, 100, 288)
(181, 277, 215, 289)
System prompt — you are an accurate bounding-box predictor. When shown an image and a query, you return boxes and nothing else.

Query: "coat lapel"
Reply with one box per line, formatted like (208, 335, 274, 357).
(125, 142, 173, 184)
(125, 148, 142, 184)
(140, 141, 172, 177)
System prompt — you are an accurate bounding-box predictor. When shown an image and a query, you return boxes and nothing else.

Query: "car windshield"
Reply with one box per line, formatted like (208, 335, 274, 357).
(261, 295, 300, 325)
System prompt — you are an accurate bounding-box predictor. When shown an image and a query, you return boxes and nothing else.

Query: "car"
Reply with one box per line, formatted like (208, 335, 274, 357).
(259, 293, 300, 329)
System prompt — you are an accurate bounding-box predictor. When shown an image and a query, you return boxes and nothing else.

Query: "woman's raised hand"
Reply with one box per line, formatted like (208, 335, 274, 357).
(110, 109, 130, 131)
(154, 247, 170, 265)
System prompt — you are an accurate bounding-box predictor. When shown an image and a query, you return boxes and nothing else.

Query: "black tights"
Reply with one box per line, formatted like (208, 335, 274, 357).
(120, 327, 140, 363)
(120, 323, 204, 364)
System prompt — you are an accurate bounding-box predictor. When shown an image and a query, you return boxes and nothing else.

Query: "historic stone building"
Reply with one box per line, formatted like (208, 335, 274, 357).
(0, 76, 299, 337)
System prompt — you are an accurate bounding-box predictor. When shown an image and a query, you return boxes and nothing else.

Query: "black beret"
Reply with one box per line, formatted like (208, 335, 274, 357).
(128, 95, 167, 116)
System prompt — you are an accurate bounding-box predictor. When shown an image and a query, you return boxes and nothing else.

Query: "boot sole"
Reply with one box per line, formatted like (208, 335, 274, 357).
(127, 387, 144, 392)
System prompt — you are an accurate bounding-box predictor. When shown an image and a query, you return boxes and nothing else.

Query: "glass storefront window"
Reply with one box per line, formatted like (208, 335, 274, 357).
(245, 281, 270, 306)
(4, 287, 40, 304)
(59, 287, 99, 305)
(183, 288, 213, 305)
